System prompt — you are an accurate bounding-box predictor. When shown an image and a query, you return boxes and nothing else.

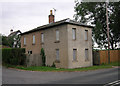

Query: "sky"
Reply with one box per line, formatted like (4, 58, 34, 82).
(0, 0, 76, 36)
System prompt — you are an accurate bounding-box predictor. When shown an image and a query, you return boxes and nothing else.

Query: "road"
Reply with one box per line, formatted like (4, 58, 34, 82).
(2, 67, 119, 84)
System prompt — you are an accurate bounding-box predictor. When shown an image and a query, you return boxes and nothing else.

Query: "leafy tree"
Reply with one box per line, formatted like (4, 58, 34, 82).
(74, 1, 120, 49)
(0, 34, 14, 47)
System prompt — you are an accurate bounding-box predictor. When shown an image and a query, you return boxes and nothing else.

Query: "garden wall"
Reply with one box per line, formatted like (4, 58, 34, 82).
(26, 54, 42, 67)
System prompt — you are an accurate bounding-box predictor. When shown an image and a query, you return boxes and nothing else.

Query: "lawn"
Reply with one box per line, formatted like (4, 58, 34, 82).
(3, 62, 119, 72)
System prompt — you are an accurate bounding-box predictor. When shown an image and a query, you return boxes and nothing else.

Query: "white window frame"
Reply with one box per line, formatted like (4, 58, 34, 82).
(41, 33, 44, 43)
(33, 35, 35, 44)
(85, 30, 88, 41)
(56, 49, 59, 60)
(85, 49, 89, 61)
(24, 37, 26, 45)
(72, 28, 76, 40)
(73, 49, 77, 61)
(56, 30, 59, 41)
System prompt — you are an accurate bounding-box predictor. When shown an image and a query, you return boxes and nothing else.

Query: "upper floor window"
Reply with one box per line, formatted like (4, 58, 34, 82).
(72, 28, 76, 40)
(41, 33, 44, 43)
(85, 30, 88, 41)
(24, 37, 26, 45)
(73, 49, 77, 61)
(56, 30, 59, 41)
(33, 35, 35, 44)
(85, 49, 89, 61)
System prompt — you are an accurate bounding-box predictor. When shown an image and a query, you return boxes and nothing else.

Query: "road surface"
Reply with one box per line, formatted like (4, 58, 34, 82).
(2, 67, 119, 85)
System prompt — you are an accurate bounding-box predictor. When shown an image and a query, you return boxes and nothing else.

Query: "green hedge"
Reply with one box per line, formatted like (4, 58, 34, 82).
(2, 48, 26, 65)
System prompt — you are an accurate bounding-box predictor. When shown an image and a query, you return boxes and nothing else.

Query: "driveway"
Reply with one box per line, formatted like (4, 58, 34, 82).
(2, 67, 119, 84)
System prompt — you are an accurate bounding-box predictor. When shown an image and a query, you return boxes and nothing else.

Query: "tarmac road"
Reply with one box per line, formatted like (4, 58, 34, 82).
(2, 67, 119, 85)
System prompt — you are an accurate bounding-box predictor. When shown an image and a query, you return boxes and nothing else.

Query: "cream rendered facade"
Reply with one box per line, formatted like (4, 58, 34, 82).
(21, 21, 93, 68)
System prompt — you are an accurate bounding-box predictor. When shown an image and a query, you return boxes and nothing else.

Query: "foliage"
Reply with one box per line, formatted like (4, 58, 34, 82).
(0, 34, 14, 47)
(3, 62, 120, 72)
(51, 62, 56, 67)
(40, 48, 46, 66)
(74, 1, 120, 49)
(0, 33, 21, 48)
(2, 48, 26, 65)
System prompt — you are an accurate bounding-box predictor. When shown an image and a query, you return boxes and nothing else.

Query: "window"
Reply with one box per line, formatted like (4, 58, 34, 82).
(56, 49, 59, 60)
(28, 51, 32, 54)
(72, 28, 76, 40)
(33, 35, 35, 44)
(85, 30, 88, 41)
(73, 49, 77, 61)
(85, 49, 89, 61)
(41, 33, 44, 43)
(56, 30, 59, 41)
(24, 37, 26, 45)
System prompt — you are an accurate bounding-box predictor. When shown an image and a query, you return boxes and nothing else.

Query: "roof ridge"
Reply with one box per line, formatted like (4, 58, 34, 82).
(21, 18, 93, 35)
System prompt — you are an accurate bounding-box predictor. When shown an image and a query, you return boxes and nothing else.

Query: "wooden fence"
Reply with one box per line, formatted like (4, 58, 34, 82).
(93, 50, 120, 65)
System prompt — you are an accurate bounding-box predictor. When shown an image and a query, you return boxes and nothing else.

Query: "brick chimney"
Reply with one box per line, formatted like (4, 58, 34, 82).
(49, 10, 54, 23)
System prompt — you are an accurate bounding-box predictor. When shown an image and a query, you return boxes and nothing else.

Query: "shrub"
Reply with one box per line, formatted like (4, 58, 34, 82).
(51, 62, 56, 67)
(2, 48, 26, 65)
(40, 48, 46, 66)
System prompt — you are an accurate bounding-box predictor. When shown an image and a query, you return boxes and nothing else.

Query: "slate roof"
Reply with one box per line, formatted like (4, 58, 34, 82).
(21, 18, 93, 35)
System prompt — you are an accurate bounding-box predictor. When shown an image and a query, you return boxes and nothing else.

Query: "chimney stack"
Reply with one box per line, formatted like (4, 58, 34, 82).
(49, 10, 54, 23)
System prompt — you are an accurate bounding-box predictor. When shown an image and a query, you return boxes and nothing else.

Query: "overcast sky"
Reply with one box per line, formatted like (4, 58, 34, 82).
(0, 0, 76, 36)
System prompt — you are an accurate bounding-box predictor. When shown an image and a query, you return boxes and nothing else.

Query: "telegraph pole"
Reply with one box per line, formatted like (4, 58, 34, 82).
(106, 0, 110, 64)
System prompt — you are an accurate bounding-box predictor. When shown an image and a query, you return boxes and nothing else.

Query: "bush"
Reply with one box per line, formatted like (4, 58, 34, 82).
(51, 62, 56, 67)
(40, 48, 46, 66)
(2, 48, 26, 65)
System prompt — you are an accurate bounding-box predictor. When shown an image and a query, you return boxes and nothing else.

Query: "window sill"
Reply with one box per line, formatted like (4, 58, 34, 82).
(23, 45, 26, 47)
(41, 42, 44, 44)
(72, 39, 76, 41)
(54, 41, 60, 43)
(32, 43, 35, 45)
(85, 59, 89, 62)
(72, 60, 78, 62)
(54, 60, 60, 63)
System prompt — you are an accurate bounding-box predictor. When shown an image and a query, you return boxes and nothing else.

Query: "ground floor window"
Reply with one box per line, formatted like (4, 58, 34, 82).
(85, 49, 89, 61)
(56, 49, 59, 60)
(73, 49, 77, 61)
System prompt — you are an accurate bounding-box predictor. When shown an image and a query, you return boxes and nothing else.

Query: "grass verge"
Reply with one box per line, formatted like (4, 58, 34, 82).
(3, 62, 119, 72)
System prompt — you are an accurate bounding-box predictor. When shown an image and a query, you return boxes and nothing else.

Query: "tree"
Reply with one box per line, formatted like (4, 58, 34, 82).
(74, 1, 120, 49)
(0, 34, 14, 47)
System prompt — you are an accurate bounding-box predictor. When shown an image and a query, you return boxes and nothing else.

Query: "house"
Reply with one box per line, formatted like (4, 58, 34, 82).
(8, 29, 21, 48)
(21, 10, 93, 68)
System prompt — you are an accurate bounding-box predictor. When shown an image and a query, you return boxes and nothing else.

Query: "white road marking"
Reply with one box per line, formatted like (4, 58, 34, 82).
(104, 80, 120, 86)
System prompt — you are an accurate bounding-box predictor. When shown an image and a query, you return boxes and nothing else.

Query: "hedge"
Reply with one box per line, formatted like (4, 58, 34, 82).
(2, 48, 26, 65)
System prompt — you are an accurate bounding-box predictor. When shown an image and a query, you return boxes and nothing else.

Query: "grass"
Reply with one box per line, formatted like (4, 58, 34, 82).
(3, 62, 119, 72)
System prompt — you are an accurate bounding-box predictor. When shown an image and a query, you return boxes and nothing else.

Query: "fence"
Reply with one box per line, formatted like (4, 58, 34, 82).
(93, 50, 120, 65)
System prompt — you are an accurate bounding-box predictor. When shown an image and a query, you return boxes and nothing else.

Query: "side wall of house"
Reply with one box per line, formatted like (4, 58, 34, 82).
(43, 24, 68, 68)
(67, 24, 93, 68)
(21, 31, 42, 66)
